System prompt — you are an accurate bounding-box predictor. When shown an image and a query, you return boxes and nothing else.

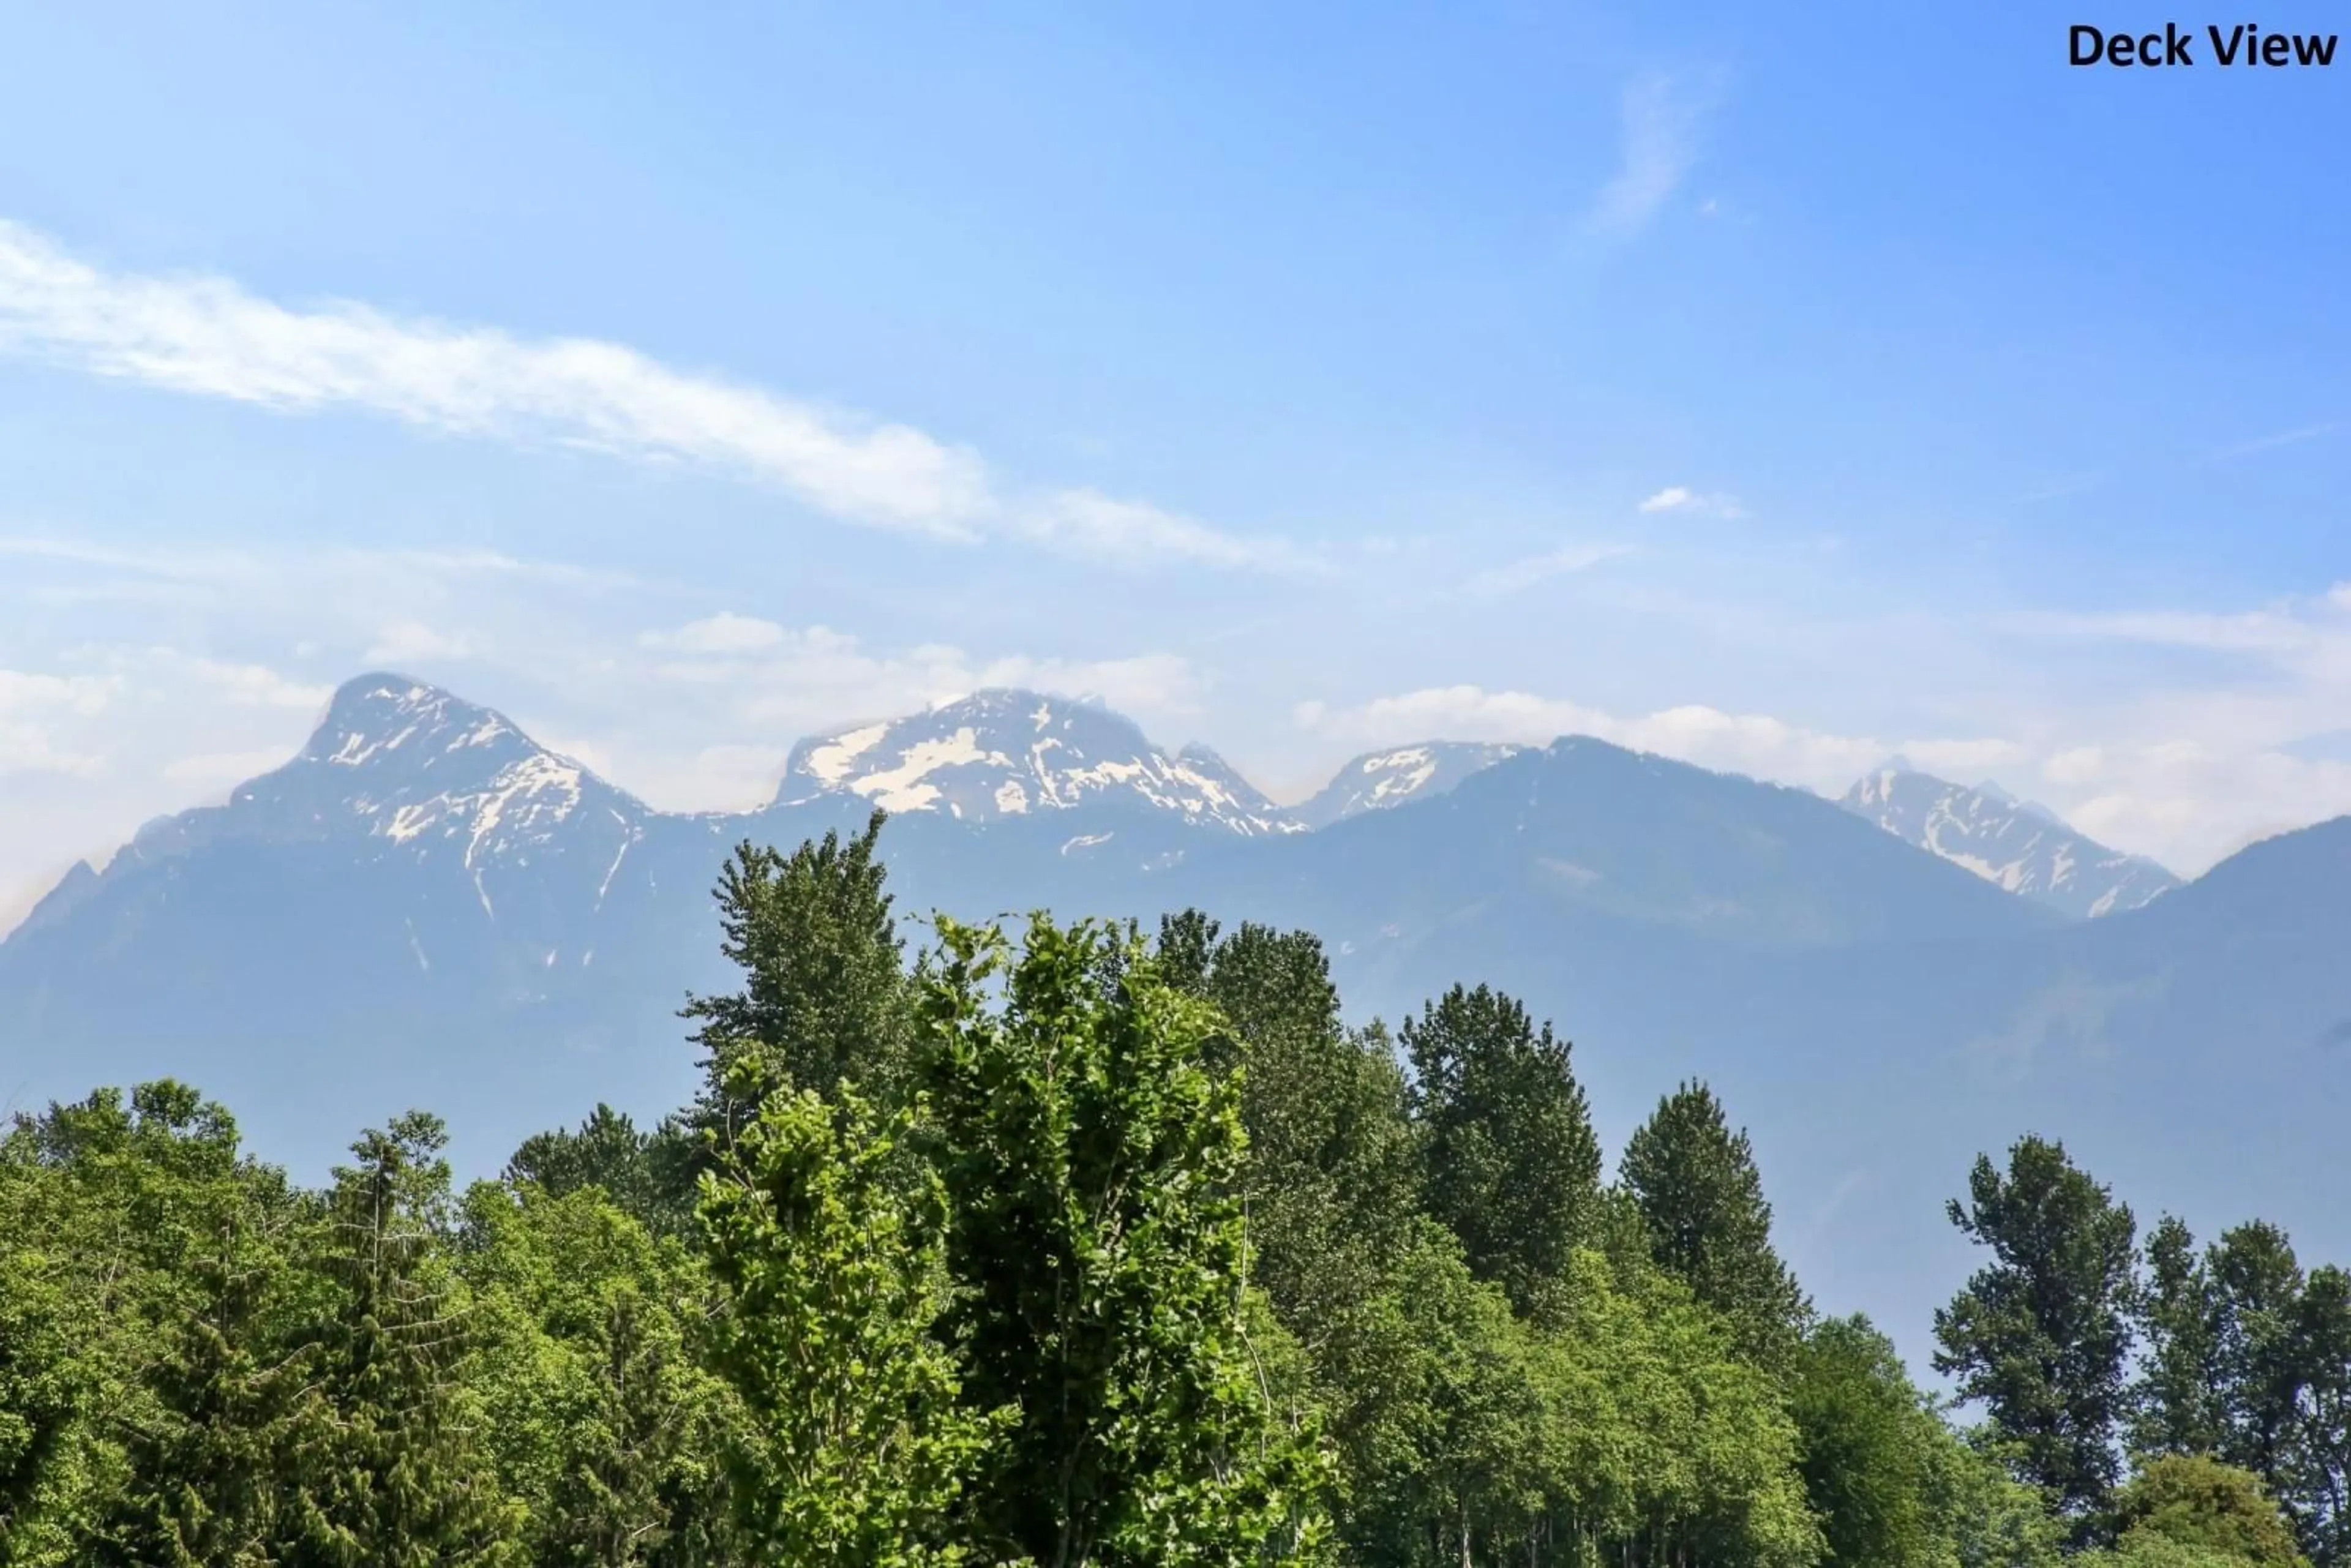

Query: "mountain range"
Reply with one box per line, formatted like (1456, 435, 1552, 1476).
(4, 671, 2344, 1373)
(1839, 763, 2180, 920)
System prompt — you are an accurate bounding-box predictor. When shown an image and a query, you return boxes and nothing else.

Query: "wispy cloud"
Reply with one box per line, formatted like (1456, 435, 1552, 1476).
(1466, 542, 1630, 595)
(2211, 421, 2336, 462)
(1638, 484, 1744, 519)
(0, 222, 1305, 571)
(635, 613, 1207, 744)
(1586, 72, 1723, 238)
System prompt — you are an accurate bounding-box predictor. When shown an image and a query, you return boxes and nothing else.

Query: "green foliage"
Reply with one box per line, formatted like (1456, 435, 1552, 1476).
(1157, 913, 1421, 1357)
(294, 1111, 523, 1566)
(696, 1082, 992, 1566)
(2207, 1223, 2307, 1495)
(461, 1180, 740, 1566)
(1935, 1133, 2139, 1527)
(2136, 1218, 2228, 1461)
(1619, 1079, 1810, 1367)
(503, 1103, 697, 1239)
(2283, 1264, 2351, 1565)
(2110, 1454, 2305, 1568)
(681, 809, 913, 1146)
(1914, 1420, 2068, 1568)
(1789, 1315, 1937, 1568)
(1403, 985, 1603, 1314)
(918, 912, 1334, 1565)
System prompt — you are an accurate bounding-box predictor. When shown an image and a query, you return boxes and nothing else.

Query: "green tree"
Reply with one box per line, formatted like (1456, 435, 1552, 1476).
(2109, 1454, 2305, 1568)
(293, 1112, 521, 1567)
(1915, 1422, 2067, 1568)
(2282, 1264, 2351, 1566)
(504, 1103, 697, 1239)
(0, 1119, 119, 1566)
(0, 1081, 294, 1567)
(694, 1079, 993, 1567)
(2208, 1223, 2308, 1499)
(114, 1165, 325, 1567)
(918, 913, 1333, 1565)
(1934, 1134, 2139, 1529)
(1789, 1315, 1938, 1568)
(1157, 914, 1421, 1358)
(462, 1180, 742, 1567)
(1618, 1079, 1809, 1365)
(681, 811, 914, 1149)
(1403, 984, 1602, 1313)
(2135, 1217, 2227, 1461)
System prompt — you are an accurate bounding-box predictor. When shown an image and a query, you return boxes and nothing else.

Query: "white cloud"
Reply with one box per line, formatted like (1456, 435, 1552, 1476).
(1466, 543, 1630, 595)
(179, 657, 334, 710)
(364, 621, 482, 666)
(0, 723, 103, 779)
(1586, 72, 1723, 238)
(1016, 489, 1325, 574)
(0, 670, 118, 715)
(638, 612, 788, 655)
(161, 748, 292, 787)
(2211, 421, 2336, 461)
(0, 222, 1296, 571)
(2042, 746, 2105, 786)
(1900, 738, 2029, 776)
(1638, 485, 1745, 519)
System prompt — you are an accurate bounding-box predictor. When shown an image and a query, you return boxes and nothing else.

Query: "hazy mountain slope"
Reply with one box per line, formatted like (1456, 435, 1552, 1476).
(1841, 765, 2180, 918)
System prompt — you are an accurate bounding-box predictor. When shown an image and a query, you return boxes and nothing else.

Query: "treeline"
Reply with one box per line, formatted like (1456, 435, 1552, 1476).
(0, 812, 2334, 1566)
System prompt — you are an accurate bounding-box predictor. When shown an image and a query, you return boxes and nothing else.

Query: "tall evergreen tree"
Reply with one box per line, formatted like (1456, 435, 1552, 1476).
(1933, 1134, 2139, 1530)
(116, 1166, 325, 1567)
(1618, 1079, 1809, 1365)
(293, 1112, 520, 1567)
(1403, 984, 1603, 1313)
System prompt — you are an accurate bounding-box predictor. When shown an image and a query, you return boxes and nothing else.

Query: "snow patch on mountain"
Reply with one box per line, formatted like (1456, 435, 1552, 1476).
(98, 675, 651, 910)
(772, 689, 1301, 835)
(1840, 766, 2178, 920)
(1294, 741, 1526, 828)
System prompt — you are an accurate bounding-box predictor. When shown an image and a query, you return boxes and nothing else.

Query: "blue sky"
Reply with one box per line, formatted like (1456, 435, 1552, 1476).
(2, 0, 2348, 921)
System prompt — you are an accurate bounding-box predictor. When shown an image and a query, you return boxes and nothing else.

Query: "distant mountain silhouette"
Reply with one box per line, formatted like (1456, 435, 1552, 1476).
(5, 672, 2346, 1373)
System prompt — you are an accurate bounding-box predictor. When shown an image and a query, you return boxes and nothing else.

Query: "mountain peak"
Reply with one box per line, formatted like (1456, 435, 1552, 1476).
(773, 687, 1295, 835)
(301, 672, 529, 771)
(1294, 740, 1528, 828)
(1839, 766, 2178, 918)
(91, 673, 648, 896)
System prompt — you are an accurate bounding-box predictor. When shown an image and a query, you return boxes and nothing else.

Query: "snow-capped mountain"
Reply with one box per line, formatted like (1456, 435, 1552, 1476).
(771, 689, 1300, 836)
(1292, 741, 1526, 828)
(17, 673, 659, 951)
(1839, 765, 2179, 919)
(160, 673, 642, 882)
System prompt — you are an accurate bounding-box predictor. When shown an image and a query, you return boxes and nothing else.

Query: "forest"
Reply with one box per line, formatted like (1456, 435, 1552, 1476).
(1, 811, 2343, 1567)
